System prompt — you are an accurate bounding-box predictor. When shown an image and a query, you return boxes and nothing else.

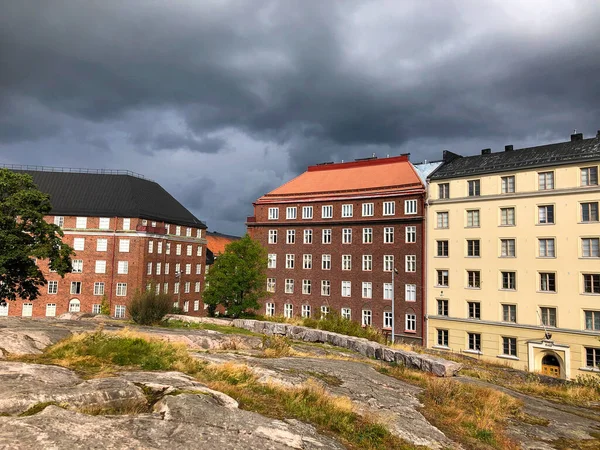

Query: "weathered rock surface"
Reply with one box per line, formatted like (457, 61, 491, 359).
(164, 314, 233, 326)
(0, 323, 73, 357)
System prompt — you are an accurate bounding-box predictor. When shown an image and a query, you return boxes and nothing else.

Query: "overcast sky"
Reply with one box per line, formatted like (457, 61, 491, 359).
(1, 1, 599, 235)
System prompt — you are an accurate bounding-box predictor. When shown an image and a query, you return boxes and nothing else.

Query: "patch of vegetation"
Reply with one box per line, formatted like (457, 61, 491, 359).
(515, 412, 550, 426)
(129, 287, 173, 325)
(19, 402, 63, 416)
(261, 335, 294, 358)
(303, 312, 386, 344)
(76, 399, 150, 416)
(161, 319, 259, 336)
(304, 371, 344, 387)
(549, 436, 600, 450)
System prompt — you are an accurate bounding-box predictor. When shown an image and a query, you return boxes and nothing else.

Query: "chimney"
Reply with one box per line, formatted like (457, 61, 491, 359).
(571, 132, 583, 141)
(505, 145, 514, 152)
(481, 148, 491, 155)
(597, 130, 600, 137)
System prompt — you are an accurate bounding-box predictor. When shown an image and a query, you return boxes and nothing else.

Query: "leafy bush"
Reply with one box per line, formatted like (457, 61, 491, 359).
(128, 288, 173, 325)
(303, 312, 386, 344)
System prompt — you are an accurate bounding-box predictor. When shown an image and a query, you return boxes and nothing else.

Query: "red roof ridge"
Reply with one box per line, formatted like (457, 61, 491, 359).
(307, 154, 409, 172)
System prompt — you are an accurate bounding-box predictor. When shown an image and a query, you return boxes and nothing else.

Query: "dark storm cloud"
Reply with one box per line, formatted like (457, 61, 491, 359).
(1, 0, 600, 233)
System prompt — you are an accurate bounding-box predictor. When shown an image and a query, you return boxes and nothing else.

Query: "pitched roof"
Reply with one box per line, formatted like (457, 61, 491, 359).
(206, 231, 241, 256)
(429, 135, 600, 180)
(258, 155, 424, 202)
(13, 168, 206, 228)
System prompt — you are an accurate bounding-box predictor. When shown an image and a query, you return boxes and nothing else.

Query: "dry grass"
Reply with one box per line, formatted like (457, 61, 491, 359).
(261, 335, 297, 358)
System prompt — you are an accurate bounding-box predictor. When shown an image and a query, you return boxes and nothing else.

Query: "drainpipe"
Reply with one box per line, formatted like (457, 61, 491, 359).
(108, 216, 118, 316)
(421, 196, 428, 348)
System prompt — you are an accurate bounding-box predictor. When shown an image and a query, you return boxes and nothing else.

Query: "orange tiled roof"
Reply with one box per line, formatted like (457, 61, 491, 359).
(206, 232, 240, 256)
(258, 155, 423, 201)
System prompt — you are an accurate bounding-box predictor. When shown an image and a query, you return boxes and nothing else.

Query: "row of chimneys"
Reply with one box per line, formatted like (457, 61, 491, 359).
(480, 130, 600, 155)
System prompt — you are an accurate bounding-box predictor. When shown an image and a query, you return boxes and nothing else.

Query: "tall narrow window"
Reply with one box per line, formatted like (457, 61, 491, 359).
(438, 183, 450, 199)
(581, 167, 599, 186)
(363, 228, 373, 243)
(383, 201, 395, 216)
(500, 207, 515, 226)
(286, 207, 297, 219)
(322, 205, 333, 219)
(303, 229, 313, 244)
(501, 176, 515, 194)
(538, 172, 554, 190)
(302, 206, 313, 219)
(466, 210, 480, 227)
(268, 208, 279, 220)
(342, 204, 353, 217)
(437, 212, 449, 228)
(467, 239, 480, 257)
(501, 239, 516, 257)
(468, 180, 480, 196)
(405, 226, 416, 243)
(383, 227, 394, 243)
(405, 255, 416, 272)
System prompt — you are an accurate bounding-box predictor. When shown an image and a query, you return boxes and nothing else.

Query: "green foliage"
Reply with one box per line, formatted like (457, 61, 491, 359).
(99, 295, 110, 315)
(128, 287, 173, 325)
(0, 169, 74, 302)
(203, 234, 268, 318)
(303, 312, 386, 344)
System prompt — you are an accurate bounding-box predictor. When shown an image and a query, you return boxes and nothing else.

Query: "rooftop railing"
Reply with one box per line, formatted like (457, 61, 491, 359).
(1, 163, 151, 181)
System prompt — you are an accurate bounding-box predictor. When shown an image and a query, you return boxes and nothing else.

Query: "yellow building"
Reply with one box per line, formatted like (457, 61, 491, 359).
(426, 132, 600, 379)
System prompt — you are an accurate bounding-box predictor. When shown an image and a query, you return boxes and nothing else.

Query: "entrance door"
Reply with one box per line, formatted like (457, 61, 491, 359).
(541, 354, 561, 377)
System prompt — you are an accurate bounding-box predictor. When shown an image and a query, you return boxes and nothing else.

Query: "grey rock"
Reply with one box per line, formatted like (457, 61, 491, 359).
(271, 323, 288, 335)
(0, 326, 72, 357)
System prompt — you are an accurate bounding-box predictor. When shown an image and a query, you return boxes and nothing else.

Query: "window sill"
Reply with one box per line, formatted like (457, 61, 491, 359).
(536, 223, 555, 226)
(432, 345, 450, 351)
(536, 290, 557, 294)
(466, 286, 481, 290)
(434, 285, 449, 289)
(465, 226, 481, 229)
(497, 355, 519, 361)
(463, 349, 482, 356)
(579, 367, 600, 373)
(498, 224, 516, 227)
(499, 289, 517, 292)
(578, 221, 600, 225)
(435, 255, 449, 258)
(499, 256, 516, 258)
(404, 330, 417, 334)
(537, 256, 556, 259)
(466, 256, 481, 258)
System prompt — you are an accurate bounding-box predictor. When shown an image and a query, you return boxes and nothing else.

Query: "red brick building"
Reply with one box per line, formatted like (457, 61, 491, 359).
(2, 168, 207, 319)
(247, 155, 427, 343)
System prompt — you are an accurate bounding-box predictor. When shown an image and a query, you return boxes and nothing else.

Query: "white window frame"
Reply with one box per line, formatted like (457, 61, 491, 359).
(405, 226, 416, 243)
(95, 260, 106, 274)
(322, 254, 331, 270)
(302, 279, 311, 295)
(73, 238, 85, 251)
(99, 217, 110, 230)
(405, 314, 417, 332)
(405, 255, 416, 272)
(119, 239, 130, 253)
(362, 309, 372, 326)
(303, 229, 313, 244)
(96, 238, 108, 252)
(268, 229, 278, 244)
(383, 201, 395, 216)
(286, 207, 297, 220)
(342, 204, 353, 218)
(268, 254, 277, 269)
(322, 205, 333, 219)
(383, 255, 394, 272)
(362, 203, 374, 217)
(363, 228, 373, 243)
(268, 207, 279, 220)
(405, 284, 417, 301)
(285, 278, 294, 294)
(286, 229, 296, 244)
(362, 255, 372, 271)
(362, 282, 372, 299)
(76, 217, 87, 229)
(322, 229, 332, 244)
(342, 228, 352, 244)
(341, 281, 351, 297)
(384, 227, 394, 244)
(302, 206, 313, 219)
(404, 200, 417, 215)
(266, 303, 275, 317)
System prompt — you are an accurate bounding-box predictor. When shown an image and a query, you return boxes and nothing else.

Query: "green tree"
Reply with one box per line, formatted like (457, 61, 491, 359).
(203, 234, 268, 318)
(0, 169, 73, 305)
(128, 285, 173, 325)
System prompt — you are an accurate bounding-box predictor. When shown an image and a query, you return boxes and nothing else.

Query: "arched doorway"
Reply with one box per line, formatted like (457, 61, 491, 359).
(541, 353, 561, 377)
(69, 299, 80, 313)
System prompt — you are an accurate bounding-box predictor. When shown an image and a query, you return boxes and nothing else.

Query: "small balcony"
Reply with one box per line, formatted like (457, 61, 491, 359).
(136, 224, 167, 234)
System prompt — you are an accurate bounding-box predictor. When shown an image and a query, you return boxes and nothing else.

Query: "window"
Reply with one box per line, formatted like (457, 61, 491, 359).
(405, 255, 416, 272)
(383, 227, 394, 243)
(185, 227, 191, 237)
(383, 311, 393, 329)
(362, 310, 372, 326)
(186, 245, 192, 256)
(383, 201, 395, 216)
(284, 304, 293, 318)
(501, 176, 515, 194)
(303, 229, 313, 244)
(538, 205, 555, 224)
(363, 228, 373, 243)
(438, 183, 450, 199)
(362, 282, 372, 299)
(174, 281, 180, 295)
(194, 300, 200, 311)
(405, 284, 416, 302)
(581, 202, 599, 222)
(501, 239, 516, 257)
(286, 207, 297, 219)
(437, 299, 448, 316)
(115, 305, 126, 319)
(322, 229, 332, 244)
(468, 301, 481, 319)
(165, 263, 169, 274)
(182, 300, 189, 313)
(303, 254, 312, 269)
(502, 304, 517, 322)
(302, 279, 311, 294)
(48, 281, 58, 294)
(320, 306, 330, 318)
(341, 281, 351, 297)
(94, 282, 105, 296)
(95, 260, 106, 274)
(321, 280, 331, 296)
(268, 230, 278, 244)
(175, 226, 181, 236)
(95, 238, 107, 252)
(157, 242, 162, 254)
(585, 348, 600, 369)
(76, 217, 87, 229)
(581, 167, 598, 186)
(384, 255, 394, 272)
(72, 259, 83, 273)
(466, 179, 481, 197)
(585, 311, 600, 330)
(500, 207, 515, 226)
(342, 228, 352, 244)
(195, 264, 201, 275)
(97, 217, 110, 230)
(117, 261, 129, 274)
(437, 329, 449, 347)
(405, 199, 417, 214)
(584, 274, 600, 294)
(267, 278, 276, 293)
(405, 226, 416, 243)
(383, 283, 392, 300)
(285, 254, 295, 269)
(265, 303, 275, 317)
(73, 238, 85, 251)
(437, 240, 449, 257)
(70, 281, 82, 295)
(268, 254, 277, 269)
(538, 171, 554, 190)
(302, 206, 313, 219)
(285, 279, 294, 294)
(197, 246, 202, 256)
(467, 270, 481, 288)
(46, 303, 56, 317)
(322, 254, 331, 270)
(468, 333, 481, 352)
(192, 281, 199, 293)
(147, 262, 152, 275)
(540, 273, 556, 292)
(502, 271, 516, 290)
(362, 203, 374, 217)
(341, 308, 351, 320)
(502, 337, 517, 357)
(437, 212, 449, 228)
(268, 207, 279, 220)
(362, 255, 372, 271)
(467, 239, 480, 257)
(405, 314, 417, 332)
(322, 205, 333, 219)
(342, 204, 353, 217)
(538, 239, 555, 257)
(54, 216, 64, 227)
(582, 238, 600, 257)
(302, 304, 311, 318)
(540, 307, 557, 327)
(286, 229, 296, 244)
(122, 218, 131, 230)
(166, 242, 171, 254)
(116, 283, 127, 296)
(92, 304, 102, 314)
(342, 254, 351, 271)
(466, 210, 480, 227)
(155, 262, 162, 275)
(437, 270, 449, 287)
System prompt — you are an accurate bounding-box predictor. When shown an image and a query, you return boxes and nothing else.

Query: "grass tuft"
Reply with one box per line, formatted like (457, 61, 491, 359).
(19, 402, 64, 416)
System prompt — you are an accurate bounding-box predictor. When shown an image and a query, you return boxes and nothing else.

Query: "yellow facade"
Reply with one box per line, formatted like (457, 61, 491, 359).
(426, 160, 600, 379)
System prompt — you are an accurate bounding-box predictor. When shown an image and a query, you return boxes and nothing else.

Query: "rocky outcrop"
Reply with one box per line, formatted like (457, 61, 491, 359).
(0, 324, 73, 357)
(164, 314, 232, 327)
(233, 319, 462, 377)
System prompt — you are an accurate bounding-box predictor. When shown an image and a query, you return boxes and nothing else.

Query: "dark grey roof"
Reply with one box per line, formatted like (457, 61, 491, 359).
(14, 169, 206, 228)
(429, 136, 600, 180)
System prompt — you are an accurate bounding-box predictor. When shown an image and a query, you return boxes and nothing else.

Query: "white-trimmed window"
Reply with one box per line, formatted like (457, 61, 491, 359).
(122, 218, 130, 230)
(287, 229, 296, 244)
(286, 254, 295, 269)
(437, 212, 449, 228)
(362, 310, 372, 326)
(582, 238, 600, 258)
(184, 282, 190, 293)
(501, 176, 515, 194)
(320, 305, 330, 318)
(384, 311, 393, 328)
(157, 242, 163, 254)
(186, 227, 192, 237)
(165, 263, 170, 274)
(95, 260, 106, 274)
(147, 262, 152, 275)
(405, 284, 416, 301)
(156, 262, 162, 275)
(266, 303, 275, 317)
(538, 171, 554, 190)
(304, 229, 313, 244)
(363, 228, 373, 243)
(174, 282, 180, 294)
(342, 254, 351, 271)
(322, 229, 332, 244)
(194, 300, 200, 311)
(285, 279, 294, 294)
(405, 226, 416, 243)
(341, 308, 351, 320)
(539, 238, 555, 257)
(94, 282, 105, 296)
(362, 255, 372, 271)
(72, 259, 83, 273)
(302, 206, 313, 219)
(405, 314, 417, 332)
(538, 205, 555, 224)
(466, 210, 480, 227)
(286, 207, 297, 219)
(383, 201, 395, 216)
(117, 261, 128, 274)
(73, 238, 85, 251)
(500, 207, 515, 226)
(342, 204, 353, 218)
(195, 281, 201, 293)
(196, 264, 201, 274)
(76, 217, 87, 229)
(165, 224, 170, 234)
(54, 216, 64, 227)
(362, 203, 374, 217)
(46, 303, 56, 317)
(341, 281, 351, 297)
(175, 263, 181, 274)
(268, 254, 277, 269)
(48, 281, 58, 294)
(185, 245, 192, 256)
(383, 283, 392, 300)
(96, 238, 108, 252)
(92, 304, 101, 314)
(302, 279, 311, 294)
(404, 200, 417, 215)
(303, 254, 312, 269)
(119, 239, 130, 253)
(384, 227, 394, 243)
(322, 254, 331, 270)
(322, 205, 333, 219)
(175, 226, 181, 236)
(197, 245, 202, 256)
(405, 255, 416, 272)
(182, 301, 189, 313)
(116, 283, 127, 296)
(166, 242, 171, 254)
(581, 167, 599, 186)
(321, 280, 331, 296)
(99, 217, 110, 230)
(302, 304, 311, 318)
(362, 282, 372, 299)
(176, 244, 182, 255)
(383, 255, 394, 272)
(342, 228, 352, 244)
(268, 230, 278, 244)
(267, 278, 276, 293)
(164, 282, 169, 294)
(284, 303, 293, 318)
(268, 207, 279, 220)
(185, 263, 191, 275)
(115, 305, 126, 319)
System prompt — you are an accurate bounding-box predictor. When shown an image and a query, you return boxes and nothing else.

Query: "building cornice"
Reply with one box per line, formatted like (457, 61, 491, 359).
(247, 216, 425, 228)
